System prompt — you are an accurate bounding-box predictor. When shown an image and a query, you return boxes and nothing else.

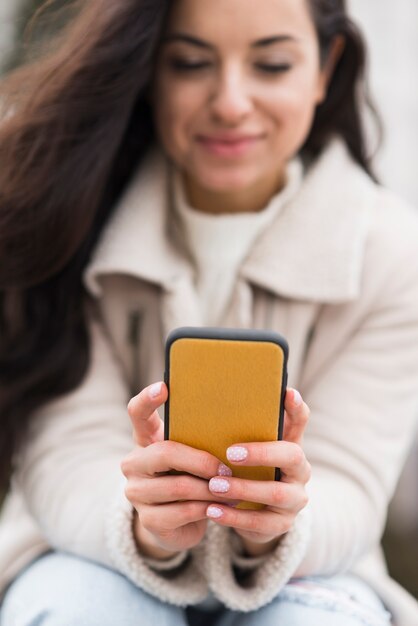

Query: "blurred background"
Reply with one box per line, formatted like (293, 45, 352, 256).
(1, 0, 417, 598)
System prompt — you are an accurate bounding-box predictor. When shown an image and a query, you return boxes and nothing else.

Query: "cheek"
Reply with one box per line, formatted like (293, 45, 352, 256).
(267, 73, 322, 150)
(153, 77, 204, 160)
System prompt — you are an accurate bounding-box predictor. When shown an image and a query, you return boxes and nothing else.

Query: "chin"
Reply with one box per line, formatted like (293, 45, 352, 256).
(192, 165, 257, 194)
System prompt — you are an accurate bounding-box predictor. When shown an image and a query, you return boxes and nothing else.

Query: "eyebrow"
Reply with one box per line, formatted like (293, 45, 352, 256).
(162, 33, 298, 50)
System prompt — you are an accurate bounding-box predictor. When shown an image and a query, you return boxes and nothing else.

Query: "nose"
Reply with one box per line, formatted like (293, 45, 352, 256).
(209, 67, 253, 124)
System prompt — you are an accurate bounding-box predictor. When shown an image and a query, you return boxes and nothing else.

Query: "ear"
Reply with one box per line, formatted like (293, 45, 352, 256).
(315, 35, 346, 104)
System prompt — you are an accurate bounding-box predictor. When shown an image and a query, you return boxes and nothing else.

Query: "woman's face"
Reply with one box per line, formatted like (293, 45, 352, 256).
(152, 0, 329, 197)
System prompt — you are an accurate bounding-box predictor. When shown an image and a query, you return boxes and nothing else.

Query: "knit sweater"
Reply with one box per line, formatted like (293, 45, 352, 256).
(171, 159, 303, 326)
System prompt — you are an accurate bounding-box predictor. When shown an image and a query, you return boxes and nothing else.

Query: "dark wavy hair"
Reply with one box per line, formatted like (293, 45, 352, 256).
(0, 0, 379, 493)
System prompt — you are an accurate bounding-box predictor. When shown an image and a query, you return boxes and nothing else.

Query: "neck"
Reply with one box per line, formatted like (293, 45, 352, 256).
(183, 168, 287, 215)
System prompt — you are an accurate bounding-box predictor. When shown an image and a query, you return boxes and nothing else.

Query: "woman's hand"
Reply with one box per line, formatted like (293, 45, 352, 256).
(205, 389, 311, 557)
(121, 382, 234, 560)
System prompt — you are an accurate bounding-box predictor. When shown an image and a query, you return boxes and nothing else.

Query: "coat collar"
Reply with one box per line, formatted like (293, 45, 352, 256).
(84, 139, 375, 303)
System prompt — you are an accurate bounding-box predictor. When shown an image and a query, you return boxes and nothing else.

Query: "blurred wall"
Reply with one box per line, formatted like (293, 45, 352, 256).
(349, 0, 418, 208)
(0, 0, 21, 65)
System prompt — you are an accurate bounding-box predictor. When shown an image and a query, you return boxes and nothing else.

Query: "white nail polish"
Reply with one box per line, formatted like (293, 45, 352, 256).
(207, 505, 223, 519)
(149, 382, 162, 398)
(209, 478, 230, 493)
(218, 463, 233, 477)
(226, 446, 248, 462)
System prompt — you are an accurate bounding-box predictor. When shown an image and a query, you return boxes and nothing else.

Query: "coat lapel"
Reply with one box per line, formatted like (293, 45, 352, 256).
(240, 140, 375, 303)
(83, 147, 188, 298)
(83, 140, 376, 308)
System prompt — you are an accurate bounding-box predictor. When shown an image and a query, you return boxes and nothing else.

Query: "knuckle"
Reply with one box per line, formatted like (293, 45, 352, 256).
(124, 484, 132, 502)
(163, 439, 181, 458)
(289, 443, 304, 467)
(300, 491, 309, 510)
(281, 515, 294, 534)
(200, 452, 218, 477)
(162, 439, 176, 452)
(140, 506, 167, 533)
(171, 476, 192, 500)
(223, 508, 238, 527)
(120, 458, 130, 477)
(235, 481, 247, 500)
(300, 403, 310, 422)
(124, 482, 142, 505)
(138, 508, 154, 532)
(148, 512, 166, 533)
(127, 391, 144, 418)
(120, 452, 136, 477)
(245, 513, 262, 533)
(183, 500, 205, 519)
(270, 486, 285, 507)
(127, 400, 137, 420)
(128, 387, 156, 419)
(152, 440, 169, 464)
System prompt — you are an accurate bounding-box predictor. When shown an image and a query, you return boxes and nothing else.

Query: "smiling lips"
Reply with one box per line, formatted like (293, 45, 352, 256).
(197, 134, 263, 158)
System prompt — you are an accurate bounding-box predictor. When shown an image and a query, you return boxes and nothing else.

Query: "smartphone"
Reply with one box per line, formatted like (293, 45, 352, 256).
(164, 327, 288, 510)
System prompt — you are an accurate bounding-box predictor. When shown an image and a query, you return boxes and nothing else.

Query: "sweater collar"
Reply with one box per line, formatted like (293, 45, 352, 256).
(84, 139, 375, 303)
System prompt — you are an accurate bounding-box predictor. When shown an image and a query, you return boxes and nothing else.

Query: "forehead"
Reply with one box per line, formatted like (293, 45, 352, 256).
(164, 0, 317, 45)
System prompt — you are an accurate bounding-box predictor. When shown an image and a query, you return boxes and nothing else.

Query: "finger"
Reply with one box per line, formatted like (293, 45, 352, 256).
(126, 474, 215, 505)
(208, 476, 308, 511)
(127, 382, 167, 446)
(225, 440, 310, 482)
(282, 388, 310, 445)
(206, 504, 293, 537)
(137, 502, 209, 551)
(124, 439, 232, 481)
(139, 501, 209, 532)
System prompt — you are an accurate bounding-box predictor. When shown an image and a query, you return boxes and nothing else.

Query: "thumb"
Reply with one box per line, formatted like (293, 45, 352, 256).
(127, 382, 167, 447)
(282, 388, 310, 446)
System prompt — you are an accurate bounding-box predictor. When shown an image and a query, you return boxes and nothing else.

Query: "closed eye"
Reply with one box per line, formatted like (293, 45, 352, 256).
(168, 60, 211, 72)
(167, 60, 292, 74)
(256, 63, 292, 74)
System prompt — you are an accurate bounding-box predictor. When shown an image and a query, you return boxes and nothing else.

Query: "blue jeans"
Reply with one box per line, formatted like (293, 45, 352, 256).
(0, 552, 391, 626)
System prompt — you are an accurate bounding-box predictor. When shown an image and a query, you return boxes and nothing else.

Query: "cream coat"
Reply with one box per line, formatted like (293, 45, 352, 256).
(1, 140, 418, 624)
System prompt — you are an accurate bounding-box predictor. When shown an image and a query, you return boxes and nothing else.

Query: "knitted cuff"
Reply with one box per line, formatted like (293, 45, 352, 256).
(203, 506, 312, 612)
(105, 480, 208, 606)
(142, 549, 189, 572)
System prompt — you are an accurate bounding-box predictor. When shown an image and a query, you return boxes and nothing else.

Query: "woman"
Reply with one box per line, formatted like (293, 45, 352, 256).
(0, 0, 418, 624)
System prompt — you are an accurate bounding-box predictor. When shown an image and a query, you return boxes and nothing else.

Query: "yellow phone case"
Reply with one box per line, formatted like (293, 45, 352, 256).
(164, 327, 288, 510)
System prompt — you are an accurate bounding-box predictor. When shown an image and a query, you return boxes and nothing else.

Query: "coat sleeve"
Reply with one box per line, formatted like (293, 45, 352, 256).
(297, 212, 418, 577)
(14, 310, 208, 606)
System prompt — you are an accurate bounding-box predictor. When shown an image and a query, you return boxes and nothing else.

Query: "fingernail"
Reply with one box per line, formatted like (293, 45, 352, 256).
(218, 463, 233, 477)
(209, 477, 230, 493)
(293, 390, 302, 406)
(227, 446, 248, 462)
(149, 382, 162, 398)
(207, 505, 223, 519)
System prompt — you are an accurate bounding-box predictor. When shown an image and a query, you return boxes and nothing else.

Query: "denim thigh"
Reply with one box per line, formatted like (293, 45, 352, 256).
(215, 574, 392, 626)
(0, 552, 392, 626)
(0, 552, 188, 626)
